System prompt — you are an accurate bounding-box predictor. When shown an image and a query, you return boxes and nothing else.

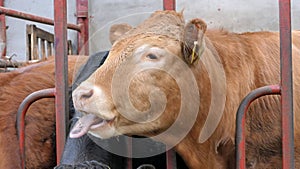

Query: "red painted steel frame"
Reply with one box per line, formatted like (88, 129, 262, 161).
(77, 0, 89, 55)
(127, 137, 133, 169)
(0, 6, 81, 31)
(166, 150, 176, 169)
(279, 0, 294, 168)
(236, 1, 294, 168)
(163, 0, 176, 10)
(2, 0, 89, 167)
(54, 0, 68, 164)
(16, 88, 55, 169)
(163, 0, 176, 168)
(235, 85, 281, 168)
(0, 0, 6, 58)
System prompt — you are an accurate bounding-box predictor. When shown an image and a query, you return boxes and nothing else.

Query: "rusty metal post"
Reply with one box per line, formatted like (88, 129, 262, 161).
(236, 85, 281, 169)
(166, 150, 176, 169)
(279, 0, 294, 168)
(54, 0, 68, 164)
(0, 0, 6, 58)
(77, 0, 89, 55)
(0, 6, 81, 31)
(163, 0, 176, 10)
(127, 137, 133, 169)
(163, 1, 176, 168)
(16, 88, 55, 169)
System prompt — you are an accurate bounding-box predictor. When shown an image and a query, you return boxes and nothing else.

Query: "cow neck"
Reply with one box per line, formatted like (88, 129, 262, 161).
(175, 137, 211, 168)
(173, 39, 228, 168)
(163, 59, 212, 168)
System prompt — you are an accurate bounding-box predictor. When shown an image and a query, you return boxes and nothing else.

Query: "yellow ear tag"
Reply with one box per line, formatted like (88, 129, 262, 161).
(191, 41, 198, 64)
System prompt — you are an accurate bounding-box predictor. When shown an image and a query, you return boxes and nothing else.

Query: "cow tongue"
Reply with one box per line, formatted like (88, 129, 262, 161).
(69, 114, 103, 138)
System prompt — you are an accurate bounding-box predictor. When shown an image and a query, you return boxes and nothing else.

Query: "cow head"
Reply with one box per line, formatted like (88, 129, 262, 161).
(71, 11, 207, 143)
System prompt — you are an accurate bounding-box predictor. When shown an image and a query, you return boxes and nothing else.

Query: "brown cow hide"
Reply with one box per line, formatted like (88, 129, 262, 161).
(0, 55, 87, 168)
(71, 11, 300, 169)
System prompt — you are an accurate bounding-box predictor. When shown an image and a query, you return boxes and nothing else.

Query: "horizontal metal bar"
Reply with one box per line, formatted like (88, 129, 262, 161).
(16, 88, 55, 169)
(0, 6, 81, 31)
(235, 85, 281, 169)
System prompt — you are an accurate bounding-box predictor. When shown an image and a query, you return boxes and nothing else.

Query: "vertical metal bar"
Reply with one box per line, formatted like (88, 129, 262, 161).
(54, 0, 68, 164)
(0, 0, 6, 58)
(163, 0, 176, 10)
(77, 0, 89, 55)
(26, 25, 31, 60)
(236, 85, 281, 169)
(127, 137, 132, 169)
(279, 0, 294, 168)
(41, 39, 46, 59)
(47, 41, 52, 56)
(166, 150, 176, 169)
(163, 1, 176, 168)
(31, 25, 38, 60)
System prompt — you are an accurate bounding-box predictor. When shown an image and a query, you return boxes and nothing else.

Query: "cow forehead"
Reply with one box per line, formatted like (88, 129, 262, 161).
(114, 11, 185, 44)
(110, 35, 182, 59)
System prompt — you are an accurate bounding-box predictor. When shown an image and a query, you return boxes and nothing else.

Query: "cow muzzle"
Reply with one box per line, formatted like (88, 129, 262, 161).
(71, 81, 117, 139)
(72, 82, 95, 111)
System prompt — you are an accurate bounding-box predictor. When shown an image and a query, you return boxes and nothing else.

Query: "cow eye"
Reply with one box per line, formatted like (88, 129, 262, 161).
(146, 53, 158, 60)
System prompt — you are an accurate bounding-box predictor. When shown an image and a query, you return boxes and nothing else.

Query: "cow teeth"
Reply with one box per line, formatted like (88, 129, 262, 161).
(90, 120, 107, 129)
(70, 128, 83, 135)
(90, 117, 115, 129)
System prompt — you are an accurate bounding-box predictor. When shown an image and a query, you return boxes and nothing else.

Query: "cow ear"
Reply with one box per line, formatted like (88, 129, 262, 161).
(182, 18, 207, 65)
(109, 23, 133, 45)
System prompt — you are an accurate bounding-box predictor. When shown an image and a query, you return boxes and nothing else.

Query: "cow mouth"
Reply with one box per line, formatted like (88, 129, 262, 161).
(69, 113, 115, 138)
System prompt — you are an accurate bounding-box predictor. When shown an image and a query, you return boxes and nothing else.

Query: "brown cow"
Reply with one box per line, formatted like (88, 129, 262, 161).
(71, 11, 300, 169)
(0, 55, 87, 168)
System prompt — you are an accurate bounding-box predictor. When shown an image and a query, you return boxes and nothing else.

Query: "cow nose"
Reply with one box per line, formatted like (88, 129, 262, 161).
(80, 89, 94, 100)
(73, 84, 96, 110)
(76, 88, 94, 101)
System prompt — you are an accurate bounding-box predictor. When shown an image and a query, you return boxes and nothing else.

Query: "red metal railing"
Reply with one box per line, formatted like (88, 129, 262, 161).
(0, 6, 81, 31)
(235, 85, 281, 168)
(236, 0, 294, 168)
(4, 0, 89, 168)
(16, 88, 56, 169)
(163, 0, 176, 10)
(164, 1, 177, 169)
(279, 0, 294, 168)
(126, 2, 177, 169)
(77, 0, 89, 55)
(54, 0, 69, 164)
(0, 0, 6, 58)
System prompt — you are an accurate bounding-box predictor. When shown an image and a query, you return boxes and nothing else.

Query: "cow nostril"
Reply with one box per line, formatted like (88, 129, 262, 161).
(80, 89, 94, 100)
